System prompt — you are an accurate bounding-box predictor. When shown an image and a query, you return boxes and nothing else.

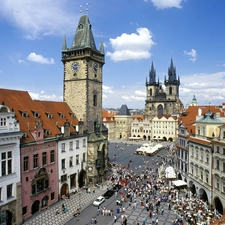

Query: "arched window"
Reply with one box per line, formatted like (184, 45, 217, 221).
(150, 88, 152, 96)
(157, 105, 163, 116)
(169, 87, 172, 95)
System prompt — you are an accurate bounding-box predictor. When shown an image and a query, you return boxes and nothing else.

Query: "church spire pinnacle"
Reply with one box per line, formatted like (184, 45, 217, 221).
(149, 61, 156, 84)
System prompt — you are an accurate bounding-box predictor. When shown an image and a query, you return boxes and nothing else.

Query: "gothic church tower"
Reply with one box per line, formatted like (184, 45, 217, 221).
(145, 59, 181, 120)
(61, 13, 108, 185)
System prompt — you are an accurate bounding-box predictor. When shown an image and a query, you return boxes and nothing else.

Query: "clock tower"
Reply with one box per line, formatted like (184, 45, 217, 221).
(62, 14, 108, 185)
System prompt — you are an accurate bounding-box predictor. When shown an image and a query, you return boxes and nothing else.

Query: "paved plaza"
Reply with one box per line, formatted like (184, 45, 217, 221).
(23, 186, 106, 225)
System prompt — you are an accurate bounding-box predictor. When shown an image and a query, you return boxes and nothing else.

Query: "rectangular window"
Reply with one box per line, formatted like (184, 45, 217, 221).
(62, 159, 65, 170)
(1, 161, 6, 176)
(76, 140, 79, 149)
(51, 192, 55, 201)
(223, 162, 225, 173)
(33, 154, 38, 169)
(7, 184, 13, 199)
(223, 148, 225, 155)
(42, 152, 47, 166)
(69, 157, 73, 167)
(1, 151, 12, 176)
(69, 141, 73, 150)
(24, 156, 29, 171)
(50, 150, 55, 163)
(61, 143, 65, 152)
(22, 206, 27, 215)
(0, 118, 6, 126)
(206, 154, 209, 163)
(216, 178, 220, 190)
(83, 153, 86, 162)
(223, 182, 225, 193)
(206, 174, 208, 183)
(61, 174, 67, 182)
(76, 155, 79, 165)
(0, 187, 2, 201)
(216, 160, 220, 170)
(217, 146, 220, 153)
(83, 139, 86, 147)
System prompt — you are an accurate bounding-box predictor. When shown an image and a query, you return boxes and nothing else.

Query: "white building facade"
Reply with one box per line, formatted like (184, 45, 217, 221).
(0, 104, 23, 225)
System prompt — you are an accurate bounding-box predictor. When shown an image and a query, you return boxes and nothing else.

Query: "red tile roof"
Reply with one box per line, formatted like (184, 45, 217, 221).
(0, 89, 79, 143)
(180, 105, 224, 134)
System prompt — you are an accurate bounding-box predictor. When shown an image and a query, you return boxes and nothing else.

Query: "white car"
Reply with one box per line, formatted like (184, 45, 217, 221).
(93, 196, 105, 206)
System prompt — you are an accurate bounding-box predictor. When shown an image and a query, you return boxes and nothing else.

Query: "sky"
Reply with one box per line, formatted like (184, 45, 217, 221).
(1, 0, 225, 110)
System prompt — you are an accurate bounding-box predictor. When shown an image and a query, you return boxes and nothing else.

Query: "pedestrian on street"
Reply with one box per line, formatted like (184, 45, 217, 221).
(94, 217, 97, 224)
(114, 215, 117, 223)
(142, 216, 146, 225)
(161, 208, 164, 215)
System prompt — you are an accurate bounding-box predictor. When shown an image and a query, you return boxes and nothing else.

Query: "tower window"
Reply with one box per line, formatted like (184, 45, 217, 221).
(150, 89, 152, 96)
(169, 87, 172, 95)
(93, 94, 97, 106)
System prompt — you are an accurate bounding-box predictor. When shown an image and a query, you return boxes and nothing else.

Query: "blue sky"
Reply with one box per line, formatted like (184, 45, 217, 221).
(1, 0, 225, 109)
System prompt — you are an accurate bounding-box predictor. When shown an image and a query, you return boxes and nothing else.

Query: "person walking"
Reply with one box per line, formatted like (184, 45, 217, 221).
(142, 216, 146, 225)
(161, 208, 164, 215)
(114, 215, 117, 223)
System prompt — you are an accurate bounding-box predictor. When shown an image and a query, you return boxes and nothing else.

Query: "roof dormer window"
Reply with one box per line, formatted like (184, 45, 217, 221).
(22, 112, 28, 118)
(45, 130, 50, 136)
(59, 113, 65, 118)
(47, 113, 53, 119)
(33, 112, 40, 118)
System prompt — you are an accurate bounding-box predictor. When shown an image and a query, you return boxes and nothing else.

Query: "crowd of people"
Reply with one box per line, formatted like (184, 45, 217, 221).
(101, 142, 223, 225)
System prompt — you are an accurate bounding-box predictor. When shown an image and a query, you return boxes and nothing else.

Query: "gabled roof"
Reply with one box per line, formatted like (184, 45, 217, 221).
(154, 114, 178, 120)
(117, 105, 130, 115)
(133, 114, 145, 121)
(0, 89, 79, 143)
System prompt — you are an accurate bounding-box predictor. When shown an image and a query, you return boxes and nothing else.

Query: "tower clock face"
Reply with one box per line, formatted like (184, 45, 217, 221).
(71, 62, 80, 73)
(93, 63, 98, 74)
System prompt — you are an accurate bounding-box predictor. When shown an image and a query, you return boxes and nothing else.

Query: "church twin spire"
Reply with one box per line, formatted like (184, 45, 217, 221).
(146, 58, 180, 87)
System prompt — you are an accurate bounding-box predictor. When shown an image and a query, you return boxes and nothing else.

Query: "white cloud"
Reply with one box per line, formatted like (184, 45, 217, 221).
(29, 91, 63, 101)
(151, 0, 183, 9)
(122, 95, 145, 102)
(184, 49, 197, 62)
(18, 59, 26, 64)
(103, 85, 114, 94)
(135, 90, 146, 96)
(0, 0, 79, 39)
(27, 53, 55, 64)
(106, 27, 155, 62)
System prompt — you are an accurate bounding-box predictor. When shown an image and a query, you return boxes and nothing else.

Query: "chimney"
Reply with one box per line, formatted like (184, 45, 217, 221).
(64, 121, 70, 137)
(78, 120, 84, 135)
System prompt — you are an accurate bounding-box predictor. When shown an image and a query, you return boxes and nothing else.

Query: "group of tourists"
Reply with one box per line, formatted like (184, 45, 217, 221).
(105, 142, 223, 225)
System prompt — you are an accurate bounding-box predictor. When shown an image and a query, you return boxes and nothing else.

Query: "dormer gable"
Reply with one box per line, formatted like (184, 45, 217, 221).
(31, 120, 44, 143)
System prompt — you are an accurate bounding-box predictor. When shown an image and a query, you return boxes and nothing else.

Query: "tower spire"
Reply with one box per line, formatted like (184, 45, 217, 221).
(149, 61, 156, 84)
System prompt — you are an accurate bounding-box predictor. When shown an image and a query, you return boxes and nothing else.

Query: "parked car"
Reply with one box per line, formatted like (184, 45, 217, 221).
(93, 196, 105, 206)
(103, 189, 114, 199)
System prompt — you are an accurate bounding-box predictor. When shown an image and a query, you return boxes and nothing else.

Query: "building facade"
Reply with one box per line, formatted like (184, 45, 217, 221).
(211, 125, 225, 214)
(145, 59, 181, 120)
(0, 104, 23, 225)
(152, 115, 178, 142)
(188, 111, 224, 209)
(114, 105, 133, 140)
(131, 117, 152, 141)
(61, 14, 108, 185)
